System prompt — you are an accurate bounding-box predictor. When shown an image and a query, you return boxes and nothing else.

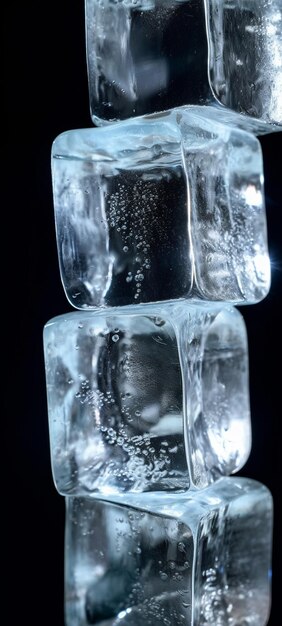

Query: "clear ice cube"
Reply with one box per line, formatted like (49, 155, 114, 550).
(85, 0, 211, 124)
(85, 0, 282, 127)
(43, 302, 251, 495)
(51, 107, 270, 308)
(65, 477, 273, 626)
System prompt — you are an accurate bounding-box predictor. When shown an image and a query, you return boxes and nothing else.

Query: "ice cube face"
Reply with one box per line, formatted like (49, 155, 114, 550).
(65, 478, 273, 626)
(51, 107, 270, 309)
(85, 0, 211, 124)
(206, 0, 282, 127)
(43, 302, 251, 496)
(85, 0, 282, 127)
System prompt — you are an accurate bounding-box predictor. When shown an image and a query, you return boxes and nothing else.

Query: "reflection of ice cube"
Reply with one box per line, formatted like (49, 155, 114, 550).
(65, 478, 273, 626)
(51, 107, 270, 308)
(43, 302, 251, 496)
(85, 0, 282, 127)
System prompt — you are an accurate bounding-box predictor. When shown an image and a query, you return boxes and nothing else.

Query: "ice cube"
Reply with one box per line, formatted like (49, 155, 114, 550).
(85, 0, 211, 124)
(43, 302, 251, 495)
(65, 477, 273, 625)
(51, 107, 270, 308)
(85, 0, 282, 128)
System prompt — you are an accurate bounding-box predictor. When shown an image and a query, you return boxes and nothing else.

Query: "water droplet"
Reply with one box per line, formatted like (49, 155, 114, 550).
(159, 571, 168, 581)
(123, 246, 129, 252)
(112, 334, 119, 342)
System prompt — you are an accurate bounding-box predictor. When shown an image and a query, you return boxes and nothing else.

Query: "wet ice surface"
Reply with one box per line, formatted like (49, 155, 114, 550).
(65, 478, 273, 626)
(43, 302, 251, 495)
(51, 107, 270, 309)
(85, 0, 282, 127)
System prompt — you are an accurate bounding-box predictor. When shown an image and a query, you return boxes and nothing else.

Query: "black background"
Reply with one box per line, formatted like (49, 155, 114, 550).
(7, 2, 281, 625)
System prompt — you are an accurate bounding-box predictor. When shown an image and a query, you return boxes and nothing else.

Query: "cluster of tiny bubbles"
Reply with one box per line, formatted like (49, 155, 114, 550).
(108, 176, 170, 299)
(200, 556, 232, 625)
(74, 376, 118, 411)
(73, 502, 96, 537)
(96, 0, 140, 6)
(96, 422, 174, 484)
(122, 601, 187, 625)
(111, 512, 190, 623)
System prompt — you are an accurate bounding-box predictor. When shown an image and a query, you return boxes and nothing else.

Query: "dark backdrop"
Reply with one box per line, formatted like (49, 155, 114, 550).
(7, 2, 281, 625)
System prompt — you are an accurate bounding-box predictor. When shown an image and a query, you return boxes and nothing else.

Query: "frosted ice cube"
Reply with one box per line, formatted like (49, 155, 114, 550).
(65, 477, 273, 626)
(51, 107, 270, 308)
(85, 0, 282, 128)
(43, 302, 251, 495)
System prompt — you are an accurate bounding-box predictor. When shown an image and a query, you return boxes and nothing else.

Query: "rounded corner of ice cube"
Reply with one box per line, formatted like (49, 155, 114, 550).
(232, 433, 252, 476)
(90, 110, 116, 127)
(51, 130, 72, 158)
(252, 479, 274, 509)
(62, 282, 100, 311)
(43, 315, 59, 335)
(245, 273, 272, 306)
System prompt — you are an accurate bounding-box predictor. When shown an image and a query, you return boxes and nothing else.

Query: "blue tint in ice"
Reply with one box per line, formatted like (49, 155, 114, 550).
(43, 302, 251, 495)
(51, 107, 270, 309)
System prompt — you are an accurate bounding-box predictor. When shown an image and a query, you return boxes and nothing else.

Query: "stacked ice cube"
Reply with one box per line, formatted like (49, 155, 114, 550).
(43, 1, 281, 623)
